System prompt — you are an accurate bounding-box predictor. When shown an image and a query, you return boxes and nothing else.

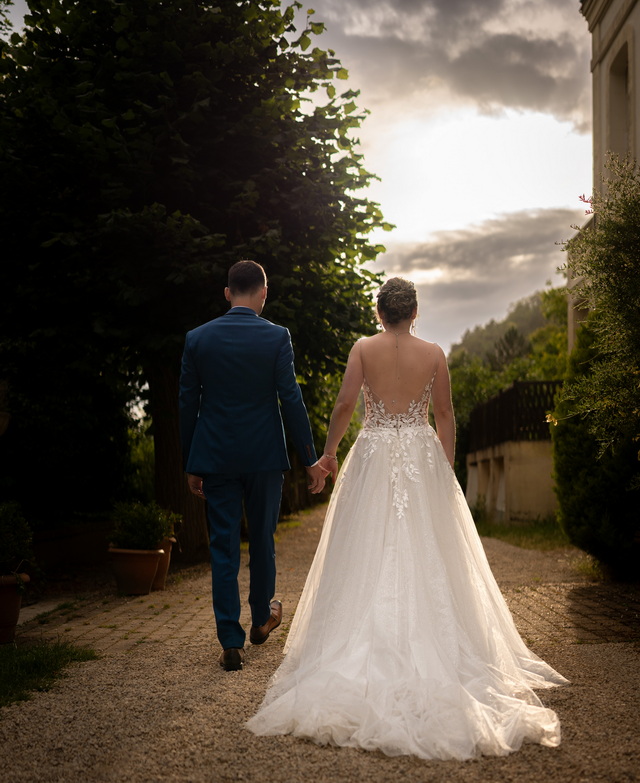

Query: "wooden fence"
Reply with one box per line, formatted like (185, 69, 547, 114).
(468, 381, 562, 452)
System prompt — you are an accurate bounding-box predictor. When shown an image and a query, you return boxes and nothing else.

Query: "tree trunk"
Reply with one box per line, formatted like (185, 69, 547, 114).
(145, 358, 208, 563)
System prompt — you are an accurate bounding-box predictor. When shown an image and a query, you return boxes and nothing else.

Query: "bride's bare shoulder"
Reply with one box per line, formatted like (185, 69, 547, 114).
(346, 335, 371, 361)
(414, 337, 443, 352)
(356, 333, 383, 348)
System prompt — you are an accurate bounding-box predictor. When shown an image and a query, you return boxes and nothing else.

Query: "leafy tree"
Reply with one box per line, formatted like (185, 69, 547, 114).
(552, 318, 639, 579)
(448, 286, 568, 485)
(0, 0, 10, 33)
(560, 154, 640, 462)
(448, 351, 504, 483)
(0, 0, 386, 557)
(551, 154, 640, 576)
(450, 292, 545, 359)
(486, 326, 531, 371)
(527, 287, 568, 380)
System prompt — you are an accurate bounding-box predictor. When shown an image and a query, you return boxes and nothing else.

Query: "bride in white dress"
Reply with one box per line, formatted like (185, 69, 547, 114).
(246, 277, 567, 760)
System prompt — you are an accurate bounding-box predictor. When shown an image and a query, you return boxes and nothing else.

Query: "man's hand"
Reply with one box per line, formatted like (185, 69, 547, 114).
(187, 474, 206, 499)
(305, 463, 328, 494)
(318, 453, 339, 482)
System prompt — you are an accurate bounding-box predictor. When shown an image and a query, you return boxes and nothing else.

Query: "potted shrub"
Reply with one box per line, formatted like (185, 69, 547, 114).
(108, 501, 177, 595)
(0, 501, 33, 643)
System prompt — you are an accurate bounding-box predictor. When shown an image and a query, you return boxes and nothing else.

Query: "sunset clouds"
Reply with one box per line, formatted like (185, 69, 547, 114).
(307, 0, 592, 348)
(5, 0, 592, 349)
(375, 208, 579, 347)
(311, 0, 590, 127)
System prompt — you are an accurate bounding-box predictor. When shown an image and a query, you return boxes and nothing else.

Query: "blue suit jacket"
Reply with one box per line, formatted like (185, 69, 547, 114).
(179, 307, 317, 475)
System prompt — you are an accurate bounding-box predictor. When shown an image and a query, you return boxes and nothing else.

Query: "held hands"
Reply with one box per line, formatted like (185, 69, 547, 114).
(306, 462, 329, 494)
(189, 465, 334, 497)
(318, 453, 339, 482)
(187, 474, 206, 499)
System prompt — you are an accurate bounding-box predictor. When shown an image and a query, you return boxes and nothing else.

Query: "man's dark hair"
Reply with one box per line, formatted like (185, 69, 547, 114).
(227, 260, 267, 295)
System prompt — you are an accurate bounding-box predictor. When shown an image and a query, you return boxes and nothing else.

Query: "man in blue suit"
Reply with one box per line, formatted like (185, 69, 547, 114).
(179, 260, 327, 671)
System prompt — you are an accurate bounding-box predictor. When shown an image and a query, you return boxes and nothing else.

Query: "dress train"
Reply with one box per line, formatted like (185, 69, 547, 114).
(247, 382, 566, 760)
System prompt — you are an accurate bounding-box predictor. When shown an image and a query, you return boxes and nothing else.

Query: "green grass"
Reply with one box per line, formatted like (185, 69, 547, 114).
(274, 518, 301, 543)
(33, 601, 80, 625)
(471, 505, 571, 551)
(277, 519, 302, 532)
(572, 552, 607, 580)
(0, 639, 98, 708)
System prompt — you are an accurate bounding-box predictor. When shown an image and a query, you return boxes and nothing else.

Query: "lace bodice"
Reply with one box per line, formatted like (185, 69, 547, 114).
(358, 378, 436, 521)
(362, 379, 433, 430)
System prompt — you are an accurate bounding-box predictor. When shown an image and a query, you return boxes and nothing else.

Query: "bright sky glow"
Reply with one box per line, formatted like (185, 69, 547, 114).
(4, 0, 594, 350)
(365, 108, 592, 244)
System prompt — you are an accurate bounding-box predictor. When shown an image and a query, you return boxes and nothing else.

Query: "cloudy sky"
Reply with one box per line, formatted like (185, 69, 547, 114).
(6, 0, 593, 351)
(300, 0, 593, 349)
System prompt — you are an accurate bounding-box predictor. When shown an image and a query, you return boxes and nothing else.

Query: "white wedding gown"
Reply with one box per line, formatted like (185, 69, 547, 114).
(246, 378, 567, 760)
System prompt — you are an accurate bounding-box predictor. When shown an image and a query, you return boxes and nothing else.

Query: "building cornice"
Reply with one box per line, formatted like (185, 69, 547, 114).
(581, 0, 609, 29)
(582, 0, 636, 68)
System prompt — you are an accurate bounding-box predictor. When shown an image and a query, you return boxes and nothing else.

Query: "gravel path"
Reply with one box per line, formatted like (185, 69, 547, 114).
(1, 504, 639, 783)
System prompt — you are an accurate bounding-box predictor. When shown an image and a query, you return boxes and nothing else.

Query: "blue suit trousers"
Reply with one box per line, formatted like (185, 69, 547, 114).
(202, 470, 284, 650)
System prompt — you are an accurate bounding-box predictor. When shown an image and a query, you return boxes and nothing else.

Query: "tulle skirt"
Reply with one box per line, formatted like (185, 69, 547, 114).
(246, 423, 566, 760)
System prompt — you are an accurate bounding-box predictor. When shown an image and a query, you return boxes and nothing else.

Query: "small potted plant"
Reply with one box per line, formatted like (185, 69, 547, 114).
(108, 501, 177, 595)
(0, 501, 33, 643)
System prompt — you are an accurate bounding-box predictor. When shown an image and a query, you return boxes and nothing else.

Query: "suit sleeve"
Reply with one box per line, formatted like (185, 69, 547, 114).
(178, 334, 201, 471)
(275, 330, 318, 467)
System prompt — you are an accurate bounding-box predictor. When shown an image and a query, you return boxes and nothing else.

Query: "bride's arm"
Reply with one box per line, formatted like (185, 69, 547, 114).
(431, 347, 455, 468)
(318, 340, 364, 480)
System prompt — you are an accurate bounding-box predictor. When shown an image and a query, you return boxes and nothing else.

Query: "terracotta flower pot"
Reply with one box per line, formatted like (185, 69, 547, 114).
(108, 548, 163, 596)
(152, 537, 176, 591)
(0, 573, 30, 644)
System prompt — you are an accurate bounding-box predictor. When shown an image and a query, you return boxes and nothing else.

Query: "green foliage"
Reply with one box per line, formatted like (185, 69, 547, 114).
(450, 292, 546, 359)
(0, 0, 383, 359)
(0, 1, 11, 35)
(448, 286, 568, 483)
(450, 288, 568, 377)
(0, 639, 98, 708)
(0, 501, 33, 573)
(552, 154, 640, 578)
(540, 285, 569, 327)
(447, 353, 500, 426)
(110, 501, 180, 550)
(0, 1, 386, 544)
(127, 422, 155, 503)
(486, 325, 531, 372)
(521, 287, 570, 381)
(552, 320, 640, 579)
(560, 154, 640, 459)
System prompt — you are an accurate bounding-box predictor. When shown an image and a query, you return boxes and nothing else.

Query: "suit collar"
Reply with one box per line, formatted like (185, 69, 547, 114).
(226, 306, 259, 317)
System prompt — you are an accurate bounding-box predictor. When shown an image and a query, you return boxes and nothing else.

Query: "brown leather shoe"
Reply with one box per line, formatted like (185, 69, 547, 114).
(219, 648, 245, 671)
(250, 600, 283, 645)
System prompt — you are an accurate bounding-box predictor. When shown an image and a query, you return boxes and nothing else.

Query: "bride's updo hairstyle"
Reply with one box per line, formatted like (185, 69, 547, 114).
(376, 277, 417, 325)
